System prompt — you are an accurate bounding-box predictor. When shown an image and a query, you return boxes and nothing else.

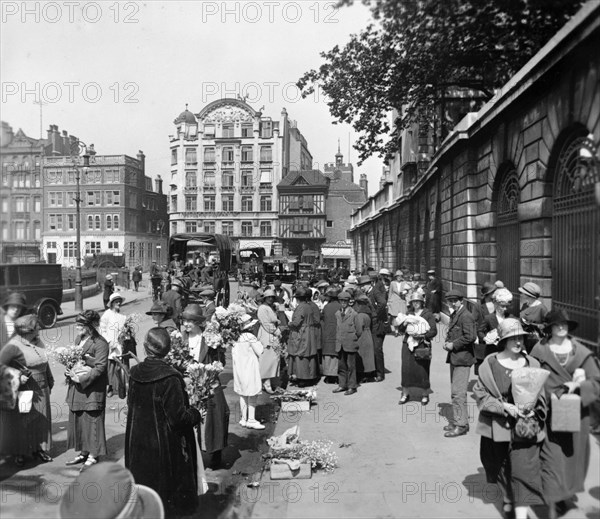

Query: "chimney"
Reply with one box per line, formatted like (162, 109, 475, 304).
(61, 130, 69, 154)
(69, 135, 78, 155)
(155, 175, 163, 194)
(137, 150, 145, 173)
(360, 173, 368, 196)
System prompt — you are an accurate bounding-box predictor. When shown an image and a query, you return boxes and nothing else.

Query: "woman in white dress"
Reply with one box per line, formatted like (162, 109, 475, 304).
(388, 270, 409, 334)
(99, 293, 127, 398)
(232, 314, 264, 430)
(256, 290, 281, 394)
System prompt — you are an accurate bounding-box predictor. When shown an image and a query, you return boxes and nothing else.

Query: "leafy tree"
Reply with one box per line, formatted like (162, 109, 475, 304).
(298, 0, 585, 164)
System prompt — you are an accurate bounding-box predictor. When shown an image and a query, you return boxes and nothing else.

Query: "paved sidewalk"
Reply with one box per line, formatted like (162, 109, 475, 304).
(57, 277, 152, 322)
(251, 321, 600, 519)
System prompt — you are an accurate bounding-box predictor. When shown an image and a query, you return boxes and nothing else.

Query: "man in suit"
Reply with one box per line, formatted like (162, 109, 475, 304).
(333, 291, 362, 395)
(443, 289, 477, 438)
(199, 288, 216, 320)
(369, 268, 391, 382)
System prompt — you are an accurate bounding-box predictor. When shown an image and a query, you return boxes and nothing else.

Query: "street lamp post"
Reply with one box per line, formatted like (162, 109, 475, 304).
(72, 143, 96, 312)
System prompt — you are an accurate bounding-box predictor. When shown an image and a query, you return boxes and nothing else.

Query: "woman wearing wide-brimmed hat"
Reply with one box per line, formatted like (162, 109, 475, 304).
(388, 270, 410, 333)
(126, 327, 201, 515)
(473, 318, 546, 519)
(146, 301, 178, 331)
(65, 310, 109, 472)
(472, 281, 501, 375)
(477, 288, 515, 359)
(531, 310, 600, 518)
(256, 289, 281, 394)
(353, 292, 376, 382)
(1, 292, 28, 348)
(321, 287, 341, 384)
(180, 304, 229, 470)
(0, 314, 54, 467)
(397, 291, 438, 405)
(287, 286, 320, 386)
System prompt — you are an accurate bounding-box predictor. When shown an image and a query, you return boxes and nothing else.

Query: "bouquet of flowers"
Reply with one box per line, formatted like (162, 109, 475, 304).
(48, 344, 85, 370)
(266, 427, 338, 473)
(511, 367, 550, 414)
(483, 328, 500, 345)
(164, 329, 194, 373)
(270, 388, 317, 403)
(118, 313, 142, 346)
(205, 303, 248, 349)
(394, 313, 431, 350)
(185, 360, 224, 413)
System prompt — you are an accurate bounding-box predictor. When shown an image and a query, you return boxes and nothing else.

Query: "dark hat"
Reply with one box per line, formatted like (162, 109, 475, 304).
(181, 304, 206, 323)
(251, 281, 260, 288)
(144, 327, 171, 358)
(325, 287, 340, 298)
(2, 292, 27, 310)
(445, 289, 464, 300)
(199, 288, 216, 297)
(544, 309, 578, 332)
(14, 314, 39, 335)
(357, 275, 371, 286)
(146, 301, 170, 315)
(481, 281, 497, 297)
(273, 279, 282, 286)
(368, 271, 378, 279)
(338, 291, 351, 300)
(59, 461, 164, 519)
(75, 310, 100, 327)
(294, 287, 308, 299)
(518, 282, 541, 299)
(354, 291, 370, 303)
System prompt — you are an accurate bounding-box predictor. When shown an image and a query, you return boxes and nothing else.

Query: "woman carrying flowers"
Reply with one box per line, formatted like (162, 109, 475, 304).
(257, 289, 282, 394)
(65, 310, 109, 471)
(232, 314, 265, 430)
(181, 304, 229, 469)
(0, 315, 54, 466)
(100, 293, 127, 398)
(473, 318, 547, 519)
(531, 310, 600, 518)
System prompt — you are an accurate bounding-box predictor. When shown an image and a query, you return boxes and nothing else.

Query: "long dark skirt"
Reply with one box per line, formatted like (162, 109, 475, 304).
(0, 370, 52, 455)
(480, 436, 544, 507)
(68, 409, 107, 457)
(400, 342, 431, 398)
(199, 385, 230, 453)
(322, 355, 338, 376)
(288, 355, 319, 380)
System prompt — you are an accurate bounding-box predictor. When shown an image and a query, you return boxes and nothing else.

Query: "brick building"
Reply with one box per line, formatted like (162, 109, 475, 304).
(349, 3, 600, 349)
(0, 123, 79, 263)
(41, 151, 168, 270)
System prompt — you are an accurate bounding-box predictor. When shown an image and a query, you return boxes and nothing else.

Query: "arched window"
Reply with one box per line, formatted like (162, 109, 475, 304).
(113, 215, 119, 230)
(95, 215, 101, 230)
(87, 215, 94, 230)
(495, 166, 521, 305)
(106, 215, 112, 229)
(552, 131, 599, 343)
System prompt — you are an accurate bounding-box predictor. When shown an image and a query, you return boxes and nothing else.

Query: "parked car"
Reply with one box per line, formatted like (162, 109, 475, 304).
(0, 264, 63, 328)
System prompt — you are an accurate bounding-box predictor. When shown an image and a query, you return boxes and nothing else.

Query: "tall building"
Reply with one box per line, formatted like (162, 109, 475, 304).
(41, 151, 168, 269)
(277, 169, 329, 261)
(321, 145, 368, 267)
(168, 99, 312, 253)
(0, 123, 80, 263)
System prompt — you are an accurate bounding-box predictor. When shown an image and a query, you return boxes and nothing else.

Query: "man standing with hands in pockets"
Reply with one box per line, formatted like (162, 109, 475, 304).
(443, 289, 476, 438)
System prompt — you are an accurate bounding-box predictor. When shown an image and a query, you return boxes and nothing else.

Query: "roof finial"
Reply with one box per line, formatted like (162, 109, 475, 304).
(185, 103, 188, 110)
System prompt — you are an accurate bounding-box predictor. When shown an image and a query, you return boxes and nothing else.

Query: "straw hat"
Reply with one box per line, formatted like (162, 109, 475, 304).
(518, 282, 541, 299)
(240, 313, 258, 330)
(108, 293, 124, 306)
(497, 318, 527, 346)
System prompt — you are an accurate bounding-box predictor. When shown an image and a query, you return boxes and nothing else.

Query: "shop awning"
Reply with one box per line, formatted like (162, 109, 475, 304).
(321, 246, 351, 259)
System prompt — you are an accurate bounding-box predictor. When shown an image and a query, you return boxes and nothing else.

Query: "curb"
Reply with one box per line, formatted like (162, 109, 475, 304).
(56, 297, 149, 323)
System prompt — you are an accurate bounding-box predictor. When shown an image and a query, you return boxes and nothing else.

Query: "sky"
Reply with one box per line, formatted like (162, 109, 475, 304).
(1, 1, 385, 195)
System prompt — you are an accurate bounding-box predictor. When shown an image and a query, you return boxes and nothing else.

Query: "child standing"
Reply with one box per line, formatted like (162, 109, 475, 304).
(232, 314, 264, 430)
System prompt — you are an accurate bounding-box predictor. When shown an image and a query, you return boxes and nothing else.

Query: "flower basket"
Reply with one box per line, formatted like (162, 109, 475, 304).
(271, 388, 316, 413)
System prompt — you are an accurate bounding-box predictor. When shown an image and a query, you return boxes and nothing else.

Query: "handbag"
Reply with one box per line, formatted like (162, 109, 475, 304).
(413, 340, 432, 361)
(512, 414, 541, 443)
(17, 390, 34, 413)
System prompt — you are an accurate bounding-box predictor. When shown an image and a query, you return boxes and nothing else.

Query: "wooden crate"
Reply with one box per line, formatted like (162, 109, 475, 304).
(270, 461, 312, 480)
(281, 400, 311, 412)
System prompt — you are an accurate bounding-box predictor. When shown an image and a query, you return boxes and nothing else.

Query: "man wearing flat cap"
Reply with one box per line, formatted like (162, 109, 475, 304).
(161, 278, 183, 323)
(199, 288, 216, 321)
(333, 291, 362, 395)
(442, 289, 476, 438)
(425, 269, 443, 322)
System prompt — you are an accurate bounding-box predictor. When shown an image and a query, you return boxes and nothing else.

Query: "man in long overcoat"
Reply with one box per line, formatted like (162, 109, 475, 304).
(369, 269, 391, 381)
(321, 287, 341, 383)
(333, 291, 361, 395)
(443, 289, 476, 438)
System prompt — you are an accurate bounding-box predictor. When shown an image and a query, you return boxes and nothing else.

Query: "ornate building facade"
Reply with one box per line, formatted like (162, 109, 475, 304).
(169, 99, 312, 254)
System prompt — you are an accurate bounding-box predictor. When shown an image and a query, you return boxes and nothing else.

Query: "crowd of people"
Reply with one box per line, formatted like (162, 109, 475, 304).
(0, 260, 599, 519)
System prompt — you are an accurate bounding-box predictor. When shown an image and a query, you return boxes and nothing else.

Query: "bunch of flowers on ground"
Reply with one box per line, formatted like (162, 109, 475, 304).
(270, 388, 317, 402)
(164, 329, 193, 373)
(185, 361, 224, 413)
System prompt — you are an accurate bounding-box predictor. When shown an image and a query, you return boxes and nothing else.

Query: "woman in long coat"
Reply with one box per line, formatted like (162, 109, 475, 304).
(321, 288, 341, 383)
(287, 287, 319, 386)
(181, 304, 229, 470)
(388, 271, 409, 333)
(353, 292, 376, 380)
(473, 318, 546, 519)
(257, 290, 281, 393)
(530, 310, 600, 517)
(0, 315, 54, 466)
(126, 327, 201, 516)
(477, 288, 515, 359)
(65, 310, 109, 471)
(397, 292, 438, 405)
